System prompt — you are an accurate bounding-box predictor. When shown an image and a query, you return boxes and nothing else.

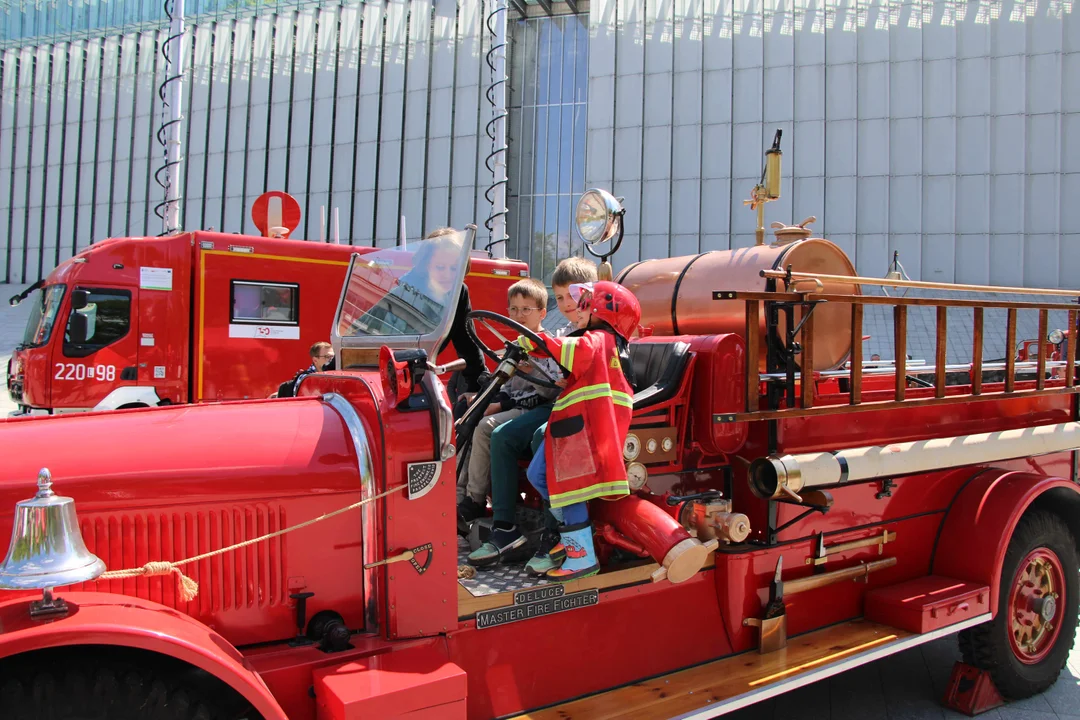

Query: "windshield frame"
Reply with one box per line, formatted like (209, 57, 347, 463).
(20, 284, 67, 348)
(331, 225, 476, 366)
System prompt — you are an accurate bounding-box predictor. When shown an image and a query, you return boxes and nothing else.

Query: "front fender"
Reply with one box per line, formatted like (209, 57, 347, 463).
(0, 592, 287, 720)
(932, 469, 1080, 612)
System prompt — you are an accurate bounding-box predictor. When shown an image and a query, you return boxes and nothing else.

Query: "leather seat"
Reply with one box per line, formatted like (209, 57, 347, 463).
(627, 341, 692, 409)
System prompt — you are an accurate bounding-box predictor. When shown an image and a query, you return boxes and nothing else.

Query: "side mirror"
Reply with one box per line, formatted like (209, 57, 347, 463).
(68, 312, 89, 345)
(70, 289, 89, 311)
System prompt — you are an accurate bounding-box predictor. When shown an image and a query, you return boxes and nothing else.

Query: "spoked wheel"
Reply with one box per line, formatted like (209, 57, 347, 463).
(1008, 547, 1066, 665)
(959, 510, 1079, 698)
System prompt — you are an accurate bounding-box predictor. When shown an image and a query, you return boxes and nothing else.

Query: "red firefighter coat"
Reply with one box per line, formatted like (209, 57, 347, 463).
(517, 329, 633, 508)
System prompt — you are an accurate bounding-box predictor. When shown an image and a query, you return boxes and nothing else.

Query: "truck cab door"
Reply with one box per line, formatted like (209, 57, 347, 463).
(51, 286, 140, 410)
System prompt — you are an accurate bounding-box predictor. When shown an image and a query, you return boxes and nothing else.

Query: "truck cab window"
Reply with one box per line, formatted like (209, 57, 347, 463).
(63, 289, 132, 358)
(21, 284, 66, 347)
(231, 281, 299, 325)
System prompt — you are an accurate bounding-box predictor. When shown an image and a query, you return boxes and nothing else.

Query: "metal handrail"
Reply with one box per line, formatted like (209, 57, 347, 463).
(759, 360, 1069, 381)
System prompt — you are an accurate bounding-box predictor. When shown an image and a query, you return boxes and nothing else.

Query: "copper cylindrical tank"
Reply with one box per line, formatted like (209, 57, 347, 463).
(617, 239, 860, 371)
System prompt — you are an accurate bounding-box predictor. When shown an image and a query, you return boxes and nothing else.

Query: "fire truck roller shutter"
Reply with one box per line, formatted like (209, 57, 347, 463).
(0, 592, 288, 719)
(750, 422, 1080, 500)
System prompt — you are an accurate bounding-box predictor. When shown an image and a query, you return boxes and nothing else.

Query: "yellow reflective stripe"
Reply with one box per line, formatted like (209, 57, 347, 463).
(611, 390, 633, 408)
(552, 383, 613, 412)
(516, 335, 536, 352)
(560, 337, 578, 369)
(551, 481, 631, 507)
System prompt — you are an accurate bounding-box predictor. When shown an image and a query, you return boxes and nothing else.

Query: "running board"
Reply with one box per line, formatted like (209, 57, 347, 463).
(513, 614, 991, 720)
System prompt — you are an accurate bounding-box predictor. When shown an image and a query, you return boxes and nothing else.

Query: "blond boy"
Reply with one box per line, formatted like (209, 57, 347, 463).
(457, 278, 562, 512)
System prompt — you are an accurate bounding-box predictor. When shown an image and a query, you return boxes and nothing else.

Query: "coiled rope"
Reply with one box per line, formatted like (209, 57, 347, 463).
(98, 483, 408, 602)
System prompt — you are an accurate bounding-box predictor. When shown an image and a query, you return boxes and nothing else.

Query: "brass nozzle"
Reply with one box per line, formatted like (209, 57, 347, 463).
(749, 454, 803, 500)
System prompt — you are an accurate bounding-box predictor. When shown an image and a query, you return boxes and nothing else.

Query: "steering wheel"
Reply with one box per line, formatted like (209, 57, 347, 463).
(465, 309, 568, 389)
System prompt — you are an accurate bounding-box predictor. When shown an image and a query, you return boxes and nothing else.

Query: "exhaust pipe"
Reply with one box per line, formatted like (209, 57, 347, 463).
(750, 421, 1080, 500)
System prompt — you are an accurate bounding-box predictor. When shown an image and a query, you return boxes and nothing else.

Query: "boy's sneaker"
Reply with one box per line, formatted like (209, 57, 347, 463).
(457, 497, 485, 537)
(467, 526, 526, 567)
(525, 529, 566, 576)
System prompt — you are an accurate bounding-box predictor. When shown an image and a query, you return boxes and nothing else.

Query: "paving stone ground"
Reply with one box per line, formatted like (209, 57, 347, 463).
(2, 282, 1079, 718)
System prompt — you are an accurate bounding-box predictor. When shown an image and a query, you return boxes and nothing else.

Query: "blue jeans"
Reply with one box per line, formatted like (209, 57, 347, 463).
(489, 405, 553, 525)
(526, 440, 588, 525)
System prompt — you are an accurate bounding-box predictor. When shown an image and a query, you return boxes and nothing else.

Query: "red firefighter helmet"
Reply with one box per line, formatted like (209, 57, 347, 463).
(570, 281, 641, 340)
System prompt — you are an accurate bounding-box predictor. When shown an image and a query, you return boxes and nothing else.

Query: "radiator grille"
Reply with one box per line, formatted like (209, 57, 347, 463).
(73, 504, 288, 616)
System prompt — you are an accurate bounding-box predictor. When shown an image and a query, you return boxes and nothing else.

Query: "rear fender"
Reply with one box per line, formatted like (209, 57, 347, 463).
(932, 470, 1080, 612)
(0, 592, 287, 720)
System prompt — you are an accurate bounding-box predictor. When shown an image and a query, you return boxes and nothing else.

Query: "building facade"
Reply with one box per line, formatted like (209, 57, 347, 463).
(1, 0, 1077, 290)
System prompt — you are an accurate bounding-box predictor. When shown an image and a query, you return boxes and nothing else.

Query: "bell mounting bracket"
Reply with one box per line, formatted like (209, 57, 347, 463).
(30, 588, 70, 619)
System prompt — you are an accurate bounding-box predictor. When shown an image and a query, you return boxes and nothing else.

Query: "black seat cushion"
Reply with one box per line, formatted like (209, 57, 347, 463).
(628, 341, 692, 410)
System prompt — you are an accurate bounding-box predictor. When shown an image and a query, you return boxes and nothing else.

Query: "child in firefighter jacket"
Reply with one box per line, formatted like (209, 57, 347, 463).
(515, 280, 641, 581)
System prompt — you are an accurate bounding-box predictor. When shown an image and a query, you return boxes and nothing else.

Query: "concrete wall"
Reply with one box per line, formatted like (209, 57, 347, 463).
(3, 0, 1079, 291)
(585, 0, 1080, 289)
(0, 0, 498, 284)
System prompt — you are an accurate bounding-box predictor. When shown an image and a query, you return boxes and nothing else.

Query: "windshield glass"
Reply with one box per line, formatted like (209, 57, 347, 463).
(335, 227, 473, 352)
(21, 285, 66, 347)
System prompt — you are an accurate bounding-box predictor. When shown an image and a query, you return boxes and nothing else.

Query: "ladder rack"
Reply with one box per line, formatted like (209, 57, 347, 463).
(719, 289, 1080, 422)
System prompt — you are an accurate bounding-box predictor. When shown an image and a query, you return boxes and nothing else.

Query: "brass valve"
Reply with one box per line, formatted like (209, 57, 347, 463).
(683, 498, 751, 544)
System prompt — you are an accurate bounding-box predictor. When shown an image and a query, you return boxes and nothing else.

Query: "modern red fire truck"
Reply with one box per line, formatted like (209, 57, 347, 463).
(6, 230, 524, 414)
(0, 156, 1078, 720)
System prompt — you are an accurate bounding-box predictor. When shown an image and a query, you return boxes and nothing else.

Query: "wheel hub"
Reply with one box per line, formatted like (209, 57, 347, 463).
(1008, 548, 1065, 665)
(1034, 594, 1057, 622)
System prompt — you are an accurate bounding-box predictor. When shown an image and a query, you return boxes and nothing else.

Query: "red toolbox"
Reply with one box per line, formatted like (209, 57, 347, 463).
(865, 576, 990, 634)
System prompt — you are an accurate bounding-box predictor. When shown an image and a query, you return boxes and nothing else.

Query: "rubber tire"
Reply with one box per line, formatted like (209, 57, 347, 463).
(0, 661, 237, 720)
(958, 510, 1080, 699)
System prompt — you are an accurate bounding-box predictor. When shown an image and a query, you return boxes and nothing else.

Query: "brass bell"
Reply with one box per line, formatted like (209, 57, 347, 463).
(0, 468, 105, 617)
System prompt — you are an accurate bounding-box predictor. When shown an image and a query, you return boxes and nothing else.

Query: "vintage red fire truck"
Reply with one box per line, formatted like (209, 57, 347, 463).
(0, 158, 1078, 720)
(6, 229, 523, 415)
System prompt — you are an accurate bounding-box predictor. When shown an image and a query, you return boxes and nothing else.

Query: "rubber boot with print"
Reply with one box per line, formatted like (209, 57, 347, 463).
(546, 521, 599, 581)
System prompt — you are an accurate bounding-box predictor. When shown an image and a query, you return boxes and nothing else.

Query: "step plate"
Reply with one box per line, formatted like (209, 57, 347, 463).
(513, 614, 991, 720)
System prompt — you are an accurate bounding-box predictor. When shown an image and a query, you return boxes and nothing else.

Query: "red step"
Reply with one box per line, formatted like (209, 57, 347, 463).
(314, 642, 466, 720)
